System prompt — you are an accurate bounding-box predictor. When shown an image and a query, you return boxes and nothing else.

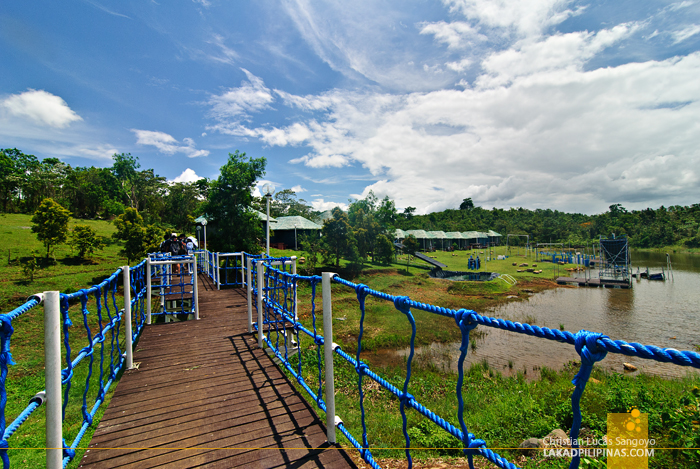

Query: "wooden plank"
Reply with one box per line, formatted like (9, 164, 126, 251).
(79, 278, 355, 469)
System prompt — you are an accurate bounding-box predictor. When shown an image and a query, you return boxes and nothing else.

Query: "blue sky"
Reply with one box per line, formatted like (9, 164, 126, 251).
(1, 0, 699, 215)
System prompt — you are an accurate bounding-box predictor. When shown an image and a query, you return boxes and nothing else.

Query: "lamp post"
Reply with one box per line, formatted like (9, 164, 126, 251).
(262, 184, 275, 256)
(201, 219, 207, 251)
(294, 224, 298, 250)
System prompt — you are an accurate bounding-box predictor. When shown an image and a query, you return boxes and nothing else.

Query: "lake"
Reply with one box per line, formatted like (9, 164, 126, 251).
(392, 250, 700, 379)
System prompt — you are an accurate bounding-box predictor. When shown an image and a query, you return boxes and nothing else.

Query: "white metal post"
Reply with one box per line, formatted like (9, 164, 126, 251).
(266, 195, 271, 256)
(122, 266, 134, 370)
(216, 252, 221, 290)
(192, 256, 199, 320)
(247, 256, 253, 333)
(44, 291, 62, 469)
(146, 257, 152, 325)
(322, 272, 337, 444)
(257, 260, 264, 348)
(291, 256, 298, 321)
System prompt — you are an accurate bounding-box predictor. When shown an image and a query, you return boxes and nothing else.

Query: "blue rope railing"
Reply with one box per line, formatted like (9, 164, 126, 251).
(0, 260, 150, 468)
(255, 262, 700, 469)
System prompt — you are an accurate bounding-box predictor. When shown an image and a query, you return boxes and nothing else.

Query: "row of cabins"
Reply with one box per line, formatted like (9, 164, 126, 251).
(264, 214, 501, 251)
(394, 229, 501, 250)
(202, 211, 502, 251)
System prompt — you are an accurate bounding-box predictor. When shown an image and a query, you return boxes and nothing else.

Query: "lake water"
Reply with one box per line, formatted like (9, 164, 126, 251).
(392, 250, 700, 379)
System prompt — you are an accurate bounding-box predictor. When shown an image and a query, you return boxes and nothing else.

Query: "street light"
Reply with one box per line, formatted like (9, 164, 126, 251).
(201, 218, 207, 252)
(262, 183, 275, 256)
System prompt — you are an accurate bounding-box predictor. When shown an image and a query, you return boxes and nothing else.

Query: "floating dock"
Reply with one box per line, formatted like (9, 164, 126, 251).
(556, 277, 631, 289)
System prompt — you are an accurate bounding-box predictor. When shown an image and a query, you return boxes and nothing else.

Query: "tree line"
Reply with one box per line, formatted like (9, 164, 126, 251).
(4, 147, 699, 271)
(397, 199, 700, 249)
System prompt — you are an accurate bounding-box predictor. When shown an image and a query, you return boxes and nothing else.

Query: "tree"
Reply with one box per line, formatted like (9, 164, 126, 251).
(375, 234, 394, 265)
(164, 181, 206, 232)
(402, 235, 419, 272)
(70, 224, 105, 259)
(460, 198, 474, 211)
(203, 151, 266, 253)
(271, 189, 313, 218)
(402, 206, 416, 220)
(113, 208, 163, 263)
(299, 233, 322, 275)
(321, 207, 356, 268)
(31, 198, 71, 261)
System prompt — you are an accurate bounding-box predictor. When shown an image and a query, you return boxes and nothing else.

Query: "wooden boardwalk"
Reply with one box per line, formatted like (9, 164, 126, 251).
(79, 275, 356, 468)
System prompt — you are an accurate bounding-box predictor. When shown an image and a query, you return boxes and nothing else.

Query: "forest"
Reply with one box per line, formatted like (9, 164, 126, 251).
(2, 147, 699, 254)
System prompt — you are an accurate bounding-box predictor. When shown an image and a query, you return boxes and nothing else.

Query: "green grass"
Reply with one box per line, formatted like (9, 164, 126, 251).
(1, 213, 127, 311)
(280, 343, 700, 469)
(1, 214, 134, 468)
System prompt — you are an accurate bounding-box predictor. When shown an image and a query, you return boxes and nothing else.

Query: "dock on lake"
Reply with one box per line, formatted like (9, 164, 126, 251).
(556, 277, 631, 289)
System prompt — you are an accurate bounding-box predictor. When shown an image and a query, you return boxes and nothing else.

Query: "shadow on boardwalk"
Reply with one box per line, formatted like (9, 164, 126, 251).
(79, 276, 356, 468)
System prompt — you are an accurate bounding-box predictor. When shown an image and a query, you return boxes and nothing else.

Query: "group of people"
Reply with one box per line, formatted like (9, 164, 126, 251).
(160, 233, 196, 274)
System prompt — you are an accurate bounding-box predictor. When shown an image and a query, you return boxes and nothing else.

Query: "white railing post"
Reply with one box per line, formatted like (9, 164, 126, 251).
(322, 272, 337, 444)
(44, 291, 62, 469)
(256, 260, 264, 348)
(291, 256, 298, 321)
(192, 256, 199, 320)
(146, 257, 152, 325)
(246, 256, 253, 333)
(122, 266, 134, 370)
(216, 252, 221, 290)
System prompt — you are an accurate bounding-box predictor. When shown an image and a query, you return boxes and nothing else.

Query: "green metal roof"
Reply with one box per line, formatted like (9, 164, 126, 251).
(427, 231, 447, 239)
(250, 209, 277, 222)
(405, 229, 429, 239)
(270, 216, 322, 230)
(394, 229, 407, 239)
(487, 230, 502, 237)
(444, 232, 464, 239)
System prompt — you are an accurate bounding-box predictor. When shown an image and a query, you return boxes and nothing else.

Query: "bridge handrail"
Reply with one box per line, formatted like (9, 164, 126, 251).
(254, 262, 700, 469)
(0, 260, 151, 468)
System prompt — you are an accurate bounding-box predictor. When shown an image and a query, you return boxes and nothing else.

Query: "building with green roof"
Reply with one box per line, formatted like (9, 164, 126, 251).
(269, 216, 322, 249)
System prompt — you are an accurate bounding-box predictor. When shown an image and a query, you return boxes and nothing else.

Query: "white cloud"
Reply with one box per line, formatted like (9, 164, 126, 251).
(419, 21, 485, 50)
(208, 69, 274, 126)
(311, 199, 349, 212)
(207, 34, 238, 65)
(132, 129, 210, 157)
(672, 24, 700, 43)
(231, 49, 700, 214)
(291, 185, 306, 193)
(2, 89, 82, 128)
(477, 23, 640, 87)
(445, 58, 472, 72)
(171, 168, 204, 183)
(280, 0, 460, 91)
(443, 0, 583, 39)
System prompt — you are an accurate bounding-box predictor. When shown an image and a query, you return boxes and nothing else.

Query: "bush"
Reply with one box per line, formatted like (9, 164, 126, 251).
(70, 224, 105, 259)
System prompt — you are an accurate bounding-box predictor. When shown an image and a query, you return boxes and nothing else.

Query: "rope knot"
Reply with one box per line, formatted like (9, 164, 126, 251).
(454, 309, 478, 333)
(62, 439, 75, 460)
(314, 336, 324, 346)
(356, 284, 370, 301)
(355, 362, 369, 376)
(399, 392, 414, 405)
(0, 316, 15, 366)
(393, 296, 411, 314)
(574, 330, 608, 366)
